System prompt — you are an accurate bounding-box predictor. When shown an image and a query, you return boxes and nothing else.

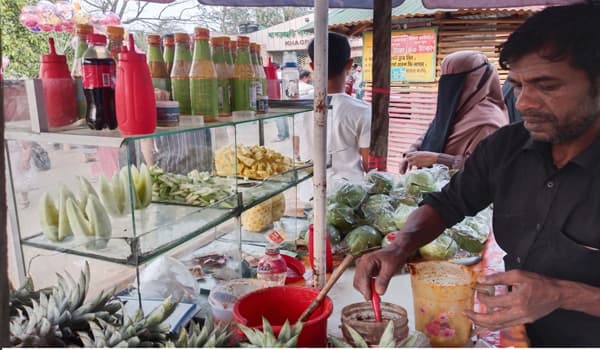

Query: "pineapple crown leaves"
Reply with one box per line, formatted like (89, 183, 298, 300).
(79, 318, 142, 347)
(238, 317, 303, 348)
(164, 316, 231, 348)
(9, 261, 122, 347)
(79, 297, 177, 347)
(329, 320, 396, 348)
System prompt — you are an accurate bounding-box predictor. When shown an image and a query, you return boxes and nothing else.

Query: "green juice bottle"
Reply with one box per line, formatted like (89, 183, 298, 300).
(211, 37, 232, 117)
(190, 27, 218, 121)
(163, 34, 175, 77)
(171, 32, 192, 115)
(147, 34, 171, 100)
(232, 36, 256, 112)
(71, 23, 93, 120)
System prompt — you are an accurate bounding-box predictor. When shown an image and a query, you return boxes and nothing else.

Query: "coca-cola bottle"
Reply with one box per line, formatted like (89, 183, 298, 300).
(257, 243, 288, 287)
(82, 33, 117, 130)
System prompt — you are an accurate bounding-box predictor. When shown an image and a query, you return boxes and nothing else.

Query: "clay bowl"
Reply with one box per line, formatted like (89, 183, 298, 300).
(341, 301, 409, 346)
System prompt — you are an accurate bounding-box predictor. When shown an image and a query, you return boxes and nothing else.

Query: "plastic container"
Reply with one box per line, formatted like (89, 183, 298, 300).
(156, 100, 179, 127)
(281, 51, 299, 100)
(408, 260, 477, 346)
(233, 286, 333, 347)
(39, 37, 77, 128)
(115, 34, 157, 135)
(341, 302, 409, 346)
(208, 278, 266, 324)
(256, 244, 287, 287)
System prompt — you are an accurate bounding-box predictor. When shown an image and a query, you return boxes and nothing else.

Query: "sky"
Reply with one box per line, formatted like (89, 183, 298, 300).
(80, 0, 207, 32)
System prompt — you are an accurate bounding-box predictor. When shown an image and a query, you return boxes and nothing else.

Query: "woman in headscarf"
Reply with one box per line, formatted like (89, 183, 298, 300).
(399, 51, 508, 173)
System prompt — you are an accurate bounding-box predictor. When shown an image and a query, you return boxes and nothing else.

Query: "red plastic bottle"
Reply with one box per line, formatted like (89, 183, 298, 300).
(308, 224, 333, 273)
(115, 34, 157, 136)
(39, 37, 77, 128)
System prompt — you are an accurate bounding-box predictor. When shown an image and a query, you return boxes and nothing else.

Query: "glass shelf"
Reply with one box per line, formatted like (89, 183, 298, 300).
(20, 199, 239, 265)
(5, 107, 312, 147)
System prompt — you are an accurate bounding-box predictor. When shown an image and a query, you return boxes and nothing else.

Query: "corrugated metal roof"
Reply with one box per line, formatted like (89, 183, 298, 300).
(298, 1, 445, 31)
(298, 1, 540, 32)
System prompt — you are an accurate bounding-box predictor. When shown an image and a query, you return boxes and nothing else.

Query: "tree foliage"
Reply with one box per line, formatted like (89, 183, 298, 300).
(1, 0, 73, 79)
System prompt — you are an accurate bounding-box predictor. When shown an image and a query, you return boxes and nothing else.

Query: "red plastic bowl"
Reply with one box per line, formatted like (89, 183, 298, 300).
(282, 254, 306, 284)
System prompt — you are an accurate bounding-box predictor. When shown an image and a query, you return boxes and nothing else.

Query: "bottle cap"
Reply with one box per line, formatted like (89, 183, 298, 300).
(40, 37, 66, 64)
(237, 36, 250, 47)
(163, 34, 175, 46)
(117, 33, 146, 62)
(75, 23, 93, 36)
(194, 27, 210, 40)
(86, 33, 107, 45)
(250, 43, 257, 52)
(211, 36, 227, 46)
(106, 25, 125, 40)
(147, 34, 161, 45)
(174, 32, 190, 43)
(265, 243, 280, 255)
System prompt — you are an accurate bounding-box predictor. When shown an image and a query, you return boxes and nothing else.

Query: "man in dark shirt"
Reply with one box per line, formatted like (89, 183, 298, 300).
(353, 4, 600, 346)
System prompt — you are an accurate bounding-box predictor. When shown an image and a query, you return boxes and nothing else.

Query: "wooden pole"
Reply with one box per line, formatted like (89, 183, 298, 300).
(0, 36, 10, 345)
(311, 0, 329, 289)
(370, 0, 392, 168)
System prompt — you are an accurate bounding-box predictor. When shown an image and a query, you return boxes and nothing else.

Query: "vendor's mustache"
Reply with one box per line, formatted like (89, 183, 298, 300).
(521, 110, 555, 121)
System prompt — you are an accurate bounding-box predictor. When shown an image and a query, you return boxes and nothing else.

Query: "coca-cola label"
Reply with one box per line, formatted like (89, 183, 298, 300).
(82, 63, 115, 89)
(257, 258, 287, 274)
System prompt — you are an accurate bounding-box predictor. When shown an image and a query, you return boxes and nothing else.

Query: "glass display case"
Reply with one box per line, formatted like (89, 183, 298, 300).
(4, 79, 318, 300)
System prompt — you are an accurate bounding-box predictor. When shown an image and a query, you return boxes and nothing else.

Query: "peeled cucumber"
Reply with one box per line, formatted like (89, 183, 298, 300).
(39, 192, 59, 241)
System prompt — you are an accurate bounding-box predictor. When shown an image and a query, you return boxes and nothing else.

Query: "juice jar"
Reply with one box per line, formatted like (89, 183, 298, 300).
(408, 260, 477, 347)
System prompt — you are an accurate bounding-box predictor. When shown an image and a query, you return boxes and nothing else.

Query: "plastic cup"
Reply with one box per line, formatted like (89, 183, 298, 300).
(408, 260, 477, 347)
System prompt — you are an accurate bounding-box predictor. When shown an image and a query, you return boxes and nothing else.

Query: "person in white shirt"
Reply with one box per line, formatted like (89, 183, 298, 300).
(298, 70, 314, 97)
(306, 32, 371, 183)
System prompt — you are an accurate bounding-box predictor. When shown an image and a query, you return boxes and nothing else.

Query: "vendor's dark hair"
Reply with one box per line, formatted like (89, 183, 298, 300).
(500, 4, 600, 84)
(308, 32, 351, 78)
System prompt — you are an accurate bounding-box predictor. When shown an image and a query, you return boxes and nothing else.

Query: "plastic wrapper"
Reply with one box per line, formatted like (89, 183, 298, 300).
(404, 169, 438, 196)
(366, 170, 395, 194)
(419, 232, 458, 260)
(331, 180, 369, 209)
(373, 209, 397, 234)
(343, 225, 382, 255)
(393, 203, 417, 230)
(326, 202, 358, 232)
(360, 194, 395, 220)
(136, 256, 200, 303)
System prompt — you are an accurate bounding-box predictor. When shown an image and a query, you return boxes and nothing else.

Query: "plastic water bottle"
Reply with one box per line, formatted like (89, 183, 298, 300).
(281, 51, 299, 99)
(257, 243, 288, 287)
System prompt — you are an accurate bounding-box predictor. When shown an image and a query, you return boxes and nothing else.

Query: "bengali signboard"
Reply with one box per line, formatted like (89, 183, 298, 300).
(363, 27, 438, 83)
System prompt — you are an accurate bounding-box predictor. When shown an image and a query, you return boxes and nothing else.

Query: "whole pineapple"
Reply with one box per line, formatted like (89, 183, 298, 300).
(237, 317, 303, 348)
(78, 297, 176, 347)
(163, 315, 231, 348)
(9, 262, 121, 346)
